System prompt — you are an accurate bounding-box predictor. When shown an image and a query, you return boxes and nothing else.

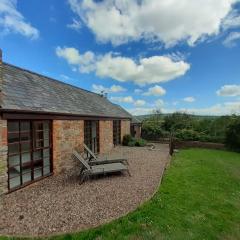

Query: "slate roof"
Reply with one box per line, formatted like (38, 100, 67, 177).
(1, 63, 132, 119)
(131, 116, 142, 124)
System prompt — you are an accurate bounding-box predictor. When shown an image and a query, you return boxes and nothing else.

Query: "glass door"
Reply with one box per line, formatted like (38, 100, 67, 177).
(7, 120, 52, 191)
(84, 120, 99, 153)
(113, 120, 121, 146)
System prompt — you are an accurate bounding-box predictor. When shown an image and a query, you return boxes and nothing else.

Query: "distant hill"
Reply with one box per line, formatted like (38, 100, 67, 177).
(135, 113, 219, 121)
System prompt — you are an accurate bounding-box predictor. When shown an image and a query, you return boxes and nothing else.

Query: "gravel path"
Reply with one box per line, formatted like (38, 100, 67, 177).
(0, 144, 169, 237)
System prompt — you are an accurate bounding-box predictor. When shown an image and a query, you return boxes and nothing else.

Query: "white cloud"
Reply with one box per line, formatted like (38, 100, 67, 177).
(223, 31, 240, 47)
(222, 9, 240, 30)
(56, 47, 96, 73)
(67, 18, 82, 31)
(68, 0, 237, 47)
(217, 84, 240, 96)
(110, 96, 134, 103)
(110, 96, 146, 107)
(60, 74, 70, 80)
(127, 107, 154, 116)
(0, 0, 39, 39)
(92, 84, 126, 93)
(143, 85, 166, 96)
(183, 96, 196, 103)
(128, 101, 240, 116)
(56, 47, 190, 86)
(134, 89, 143, 94)
(96, 53, 190, 86)
(179, 102, 240, 115)
(67, 19, 81, 31)
(134, 99, 146, 107)
(155, 99, 164, 107)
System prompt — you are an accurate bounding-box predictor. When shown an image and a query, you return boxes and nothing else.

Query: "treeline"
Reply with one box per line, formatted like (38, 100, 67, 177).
(141, 112, 240, 151)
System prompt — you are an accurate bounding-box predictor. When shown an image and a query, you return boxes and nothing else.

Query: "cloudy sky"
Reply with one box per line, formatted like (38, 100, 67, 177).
(0, 0, 240, 116)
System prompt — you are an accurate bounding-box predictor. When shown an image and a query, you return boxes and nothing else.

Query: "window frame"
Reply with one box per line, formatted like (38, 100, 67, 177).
(7, 120, 53, 192)
(113, 120, 121, 146)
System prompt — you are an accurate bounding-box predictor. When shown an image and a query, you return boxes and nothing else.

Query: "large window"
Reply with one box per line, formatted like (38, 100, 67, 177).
(7, 120, 52, 191)
(84, 120, 99, 153)
(113, 120, 121, 146)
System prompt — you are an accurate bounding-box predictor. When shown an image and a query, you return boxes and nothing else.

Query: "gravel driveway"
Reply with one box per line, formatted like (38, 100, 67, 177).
(0, 144, 169, 237)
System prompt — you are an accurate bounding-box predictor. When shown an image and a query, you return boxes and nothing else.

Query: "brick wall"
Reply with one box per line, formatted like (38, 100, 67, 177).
(99, 120, 113, 154)
(0, 118, 8, 196)
(121, 120, 130, 142)
(52, 120, 84, 174)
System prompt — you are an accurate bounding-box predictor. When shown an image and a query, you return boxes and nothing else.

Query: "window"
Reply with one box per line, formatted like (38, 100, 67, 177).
(113, 120, 121, 145)
(84, 120, 99, 153)
(7, 120, 52, 191)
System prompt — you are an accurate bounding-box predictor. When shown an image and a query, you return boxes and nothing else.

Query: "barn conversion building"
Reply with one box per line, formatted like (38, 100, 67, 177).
(0, 52, 132, 194)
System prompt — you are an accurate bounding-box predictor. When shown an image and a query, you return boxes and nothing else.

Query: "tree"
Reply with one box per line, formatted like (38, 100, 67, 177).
(141, 109, 165, 140)
(163, 112, 193, 132)
(225, 116, 240, 151)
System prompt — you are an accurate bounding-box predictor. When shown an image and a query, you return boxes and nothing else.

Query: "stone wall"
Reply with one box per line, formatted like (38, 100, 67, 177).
(99, 120, 113, 154)
(121, 120, 130, 142)
(0, 118, 8, 196)
(52, 120, 84, 174)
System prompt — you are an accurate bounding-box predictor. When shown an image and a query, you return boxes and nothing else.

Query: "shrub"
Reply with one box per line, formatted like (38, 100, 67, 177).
(135, 138, 147, 147)
(122, 135, 147, 147)
(175, 129, 199, 141)
(128, 139, 137, 147)
(122, 134, 133, 146)
(225, 118, 240, 151)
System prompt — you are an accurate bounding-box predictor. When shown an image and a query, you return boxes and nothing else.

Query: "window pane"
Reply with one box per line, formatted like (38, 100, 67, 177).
(9, 155, 20, 167)
(44, 138, 49, 147)
(35, 140, 43, 148)
(9, 166, 20, 178)
(22, 171, 32, 184)
(35, 122, 43, 131)
(21, 141, 31, 152)
(33, 150, 42, 160)
(44, 156, 50, 166)
(20, 132, 31, 141)
(9, 176, 21, 189)
(21, 121, 30, 132)
(43, 149, 50, 158)
(43, 166, 50, 175)
(21, 161, 31, 174)
(21, 152, 31, 164)
(43, 121, 49, 130)
(8, 122, 19, 132)
(34, 167, 42, 179)
(8, 133, 19, 143)
(36, 131, 43, 140)
(8, 143, 19, 155)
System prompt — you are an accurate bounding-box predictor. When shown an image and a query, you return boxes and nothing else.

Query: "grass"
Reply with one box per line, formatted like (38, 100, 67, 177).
(2, 149, 240, 240)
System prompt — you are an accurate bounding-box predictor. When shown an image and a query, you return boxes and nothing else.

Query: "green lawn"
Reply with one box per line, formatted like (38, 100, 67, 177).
(3, 149, 240, 240)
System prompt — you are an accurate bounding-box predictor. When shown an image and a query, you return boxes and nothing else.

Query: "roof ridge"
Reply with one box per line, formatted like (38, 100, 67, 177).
(3, 62, 103, 98)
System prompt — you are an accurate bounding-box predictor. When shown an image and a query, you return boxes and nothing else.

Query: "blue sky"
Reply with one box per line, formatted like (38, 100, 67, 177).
(0, 0, 240, 116)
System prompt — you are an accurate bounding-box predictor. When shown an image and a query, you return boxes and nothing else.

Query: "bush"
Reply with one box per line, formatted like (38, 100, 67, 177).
(122, 134, 147, 147)
(128, 139, 136, 147)
(225, 118, 240, 151)
(122, 134, 132, 146)
(175, 129, 199, 141)
(135, 138, 147, 147)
